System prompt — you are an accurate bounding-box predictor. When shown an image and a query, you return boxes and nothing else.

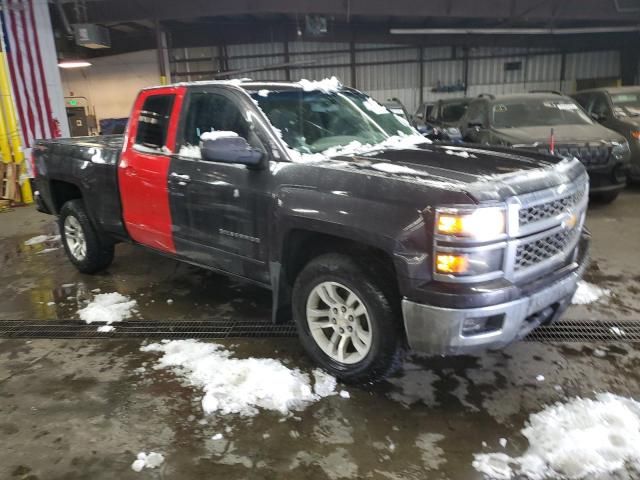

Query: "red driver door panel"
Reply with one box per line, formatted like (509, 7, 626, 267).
(118, 87, 185, 253)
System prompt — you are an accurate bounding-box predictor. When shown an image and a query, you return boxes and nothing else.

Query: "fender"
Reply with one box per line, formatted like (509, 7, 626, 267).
(268, 185, 432, 322)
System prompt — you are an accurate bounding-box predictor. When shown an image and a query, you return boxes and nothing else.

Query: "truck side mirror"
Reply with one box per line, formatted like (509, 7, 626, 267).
(200, 136, 263, 167)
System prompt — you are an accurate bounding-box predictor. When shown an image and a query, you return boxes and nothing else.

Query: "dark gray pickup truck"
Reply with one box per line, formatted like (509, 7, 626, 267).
(33, 80, 590, 383)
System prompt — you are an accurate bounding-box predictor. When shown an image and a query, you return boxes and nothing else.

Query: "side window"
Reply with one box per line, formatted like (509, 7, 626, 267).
(573, 94, 590, 111)
(591, 94, 610, 118)
(465, 101, 486, 126)
(427, 103, 439, 122)
(135, 94, 175, 150)
(181, 92, 263, 151)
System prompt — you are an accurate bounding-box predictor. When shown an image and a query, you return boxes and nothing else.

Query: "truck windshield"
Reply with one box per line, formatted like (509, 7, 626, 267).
(249, 89, 415, 154)
(491, 98, 593, 129)
(611, 91, 640, 117)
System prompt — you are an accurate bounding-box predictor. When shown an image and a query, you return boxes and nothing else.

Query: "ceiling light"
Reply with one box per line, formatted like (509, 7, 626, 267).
(58, 60, 92, 69)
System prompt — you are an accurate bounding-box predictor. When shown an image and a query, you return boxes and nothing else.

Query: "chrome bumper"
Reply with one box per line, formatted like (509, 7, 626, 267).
(401, 255, 588, 356)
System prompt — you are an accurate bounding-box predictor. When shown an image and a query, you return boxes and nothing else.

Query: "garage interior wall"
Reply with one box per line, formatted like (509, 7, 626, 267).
(59, 43, 623, 121)
(59, 50, 159, 124)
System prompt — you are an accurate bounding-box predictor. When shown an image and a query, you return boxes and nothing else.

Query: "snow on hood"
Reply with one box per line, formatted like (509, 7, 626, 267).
(473, 393, 640, 479)
(141, 339, 338, 416)
(286, 134, 431, 164)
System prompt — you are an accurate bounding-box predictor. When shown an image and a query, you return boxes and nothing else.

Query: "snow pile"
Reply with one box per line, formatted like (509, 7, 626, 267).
(178, 145, 201, 158)
(24, 234, 60, 246)
(362, 97, 390, 115)
(201, 130, 238, 141)
(445, 149, 474, 158)
(571, 281, 610, 305)
(473, 393, 640, 479)
(258, 89, 270, 97)
(372, 163, 420, 175)
(297, 76, 342, 93)
(141, 340, 337, 416)
(286, 133, 429, 164)
(78, 292, 137, 324)
(131, 452, 164, 472)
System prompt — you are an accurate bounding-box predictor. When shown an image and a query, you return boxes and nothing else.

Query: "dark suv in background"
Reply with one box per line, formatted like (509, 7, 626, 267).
(459, 93, 631, 203)
(414, 98, 469, 142)
(573, 86, 640, 183)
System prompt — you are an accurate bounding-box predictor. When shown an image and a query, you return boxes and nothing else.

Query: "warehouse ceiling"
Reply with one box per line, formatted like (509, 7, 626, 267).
(53, 0, 640, 57)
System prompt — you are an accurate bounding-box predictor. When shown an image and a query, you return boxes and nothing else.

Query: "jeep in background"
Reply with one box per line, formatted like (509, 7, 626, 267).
(573, 86, 640, 183)
(33, 80, 590, 383)
(458, 93, 631, 203)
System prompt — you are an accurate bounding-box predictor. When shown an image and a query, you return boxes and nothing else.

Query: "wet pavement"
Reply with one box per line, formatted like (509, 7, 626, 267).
(1, 189, 640, 479)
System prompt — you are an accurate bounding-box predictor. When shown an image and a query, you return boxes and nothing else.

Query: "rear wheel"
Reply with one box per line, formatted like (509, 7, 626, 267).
(292, 253, 404, 384)
(59, 200, 114, 274)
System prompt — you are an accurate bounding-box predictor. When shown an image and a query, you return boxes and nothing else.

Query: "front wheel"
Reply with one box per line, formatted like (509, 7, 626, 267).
(59, 200, 114, 274)
(292, 253, 404, 384)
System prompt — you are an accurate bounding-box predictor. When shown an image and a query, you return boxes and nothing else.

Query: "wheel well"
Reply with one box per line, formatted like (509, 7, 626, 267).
(50, 180, 82, 213)
(282, 230, 397, 290)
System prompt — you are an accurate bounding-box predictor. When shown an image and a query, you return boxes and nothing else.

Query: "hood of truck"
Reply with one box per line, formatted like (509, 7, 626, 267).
(493, 124, 626, 145)
(330, 142, 586, 203)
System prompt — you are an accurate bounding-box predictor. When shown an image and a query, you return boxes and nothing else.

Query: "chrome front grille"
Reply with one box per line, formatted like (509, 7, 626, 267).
(514, 227, 579, 271)
(518, 187, 585, 227)
(537, 144, 611, 167)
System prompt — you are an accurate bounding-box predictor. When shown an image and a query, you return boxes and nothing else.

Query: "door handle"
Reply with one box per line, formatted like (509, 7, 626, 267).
(124, 166, 137, 177)
(170, 172, 191, 183)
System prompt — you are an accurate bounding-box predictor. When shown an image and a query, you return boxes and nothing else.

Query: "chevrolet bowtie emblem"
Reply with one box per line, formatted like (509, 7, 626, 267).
(563, 212, 578, 230)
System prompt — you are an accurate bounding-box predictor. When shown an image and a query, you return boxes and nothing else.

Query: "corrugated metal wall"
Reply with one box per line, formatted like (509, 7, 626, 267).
(170, 42, 622, 113)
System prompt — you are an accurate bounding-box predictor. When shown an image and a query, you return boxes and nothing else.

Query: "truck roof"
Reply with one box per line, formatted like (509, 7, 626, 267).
(143, 79, 347, 93)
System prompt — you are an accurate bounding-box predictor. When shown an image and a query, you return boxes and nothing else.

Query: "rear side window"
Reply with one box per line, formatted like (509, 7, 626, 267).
(135, 94, 175, 151)
(441, 102, 469, 123)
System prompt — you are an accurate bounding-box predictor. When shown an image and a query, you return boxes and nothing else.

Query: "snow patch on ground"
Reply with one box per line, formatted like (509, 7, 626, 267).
(24, 234, 60, 246)
(571, 281, 610, 305)
(415, 433, 446, 471)
(78, 292, 137, 324)
(473, 393, 640, 479)
(141, 340, 337, 416)
(131, 452, 164, 472)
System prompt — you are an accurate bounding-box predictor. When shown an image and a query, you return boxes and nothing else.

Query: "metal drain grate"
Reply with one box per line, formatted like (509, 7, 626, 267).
(0, 320, 297, 339)
(524, 320, 640, 343)
(1, 319, 639, 343)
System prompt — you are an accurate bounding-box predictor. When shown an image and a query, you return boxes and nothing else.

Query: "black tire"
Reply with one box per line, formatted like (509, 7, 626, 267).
(59, 199, 114, 274)
(592, 191, 619, 204)
(292, 253, 404, 384)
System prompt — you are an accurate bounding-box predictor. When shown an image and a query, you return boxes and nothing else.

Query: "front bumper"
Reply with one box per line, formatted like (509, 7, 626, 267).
(401, 235, 589, 356)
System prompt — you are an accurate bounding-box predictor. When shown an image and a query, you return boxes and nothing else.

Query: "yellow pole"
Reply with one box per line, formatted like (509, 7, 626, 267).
(0, 50, 32, 203)
(0, 96, 12, 165)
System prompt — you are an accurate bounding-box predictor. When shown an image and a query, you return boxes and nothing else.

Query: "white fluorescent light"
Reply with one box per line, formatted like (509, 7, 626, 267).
(390, 25, 640, 35)
(58, 60, 92, 69)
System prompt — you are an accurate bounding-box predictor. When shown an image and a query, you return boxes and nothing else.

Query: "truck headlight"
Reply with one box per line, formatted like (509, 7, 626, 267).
(612, 141, 630, 160)
(436, 207, 506, 240)
(435, 249, 504, 276)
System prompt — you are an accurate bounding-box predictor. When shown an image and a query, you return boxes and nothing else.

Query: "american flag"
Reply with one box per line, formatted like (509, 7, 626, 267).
(1, 0, 67, 150)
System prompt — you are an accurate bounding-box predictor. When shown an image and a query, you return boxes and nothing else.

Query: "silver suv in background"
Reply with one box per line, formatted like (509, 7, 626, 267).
(573, 86, 640, 183)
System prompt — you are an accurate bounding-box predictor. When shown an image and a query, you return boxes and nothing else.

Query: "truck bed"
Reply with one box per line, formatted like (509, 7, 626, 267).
(34, 134, 128, 239)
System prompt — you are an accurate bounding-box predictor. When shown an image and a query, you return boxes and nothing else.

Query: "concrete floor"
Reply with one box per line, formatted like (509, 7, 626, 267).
(1, 189, 640, 479)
